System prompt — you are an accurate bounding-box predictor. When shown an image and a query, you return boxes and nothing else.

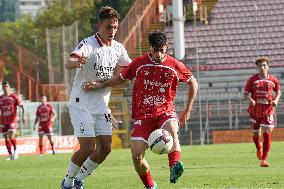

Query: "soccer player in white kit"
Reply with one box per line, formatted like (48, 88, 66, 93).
(61, 6, 131, 189)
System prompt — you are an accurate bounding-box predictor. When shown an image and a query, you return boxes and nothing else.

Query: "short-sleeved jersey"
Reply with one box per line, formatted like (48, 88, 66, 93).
(244, 74, 280, 117)
(0, 93, 22, 125)
(68, 33, 131, 114)
(36, 104, 55, 127)
(120, 54, 193, 120)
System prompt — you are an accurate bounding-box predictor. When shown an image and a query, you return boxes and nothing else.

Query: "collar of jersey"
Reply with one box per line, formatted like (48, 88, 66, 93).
(148, 53, 167, 64)
(258, 74, 269, 80)
(95, 33, 112, 47)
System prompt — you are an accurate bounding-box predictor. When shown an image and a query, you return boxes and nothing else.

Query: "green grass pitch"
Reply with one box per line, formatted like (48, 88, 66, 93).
(0, 142, 284, 189)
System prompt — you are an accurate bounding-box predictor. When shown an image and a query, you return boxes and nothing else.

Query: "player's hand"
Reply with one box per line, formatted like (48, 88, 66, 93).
(250, 99, 256, 106)
(130, 119, 135, 126)
(22, 117, 26, 127)
(78, 53, 87, 64)
(82, 81, 103, 91)
(71, 53, 87, 68)
(179, 108, 191, 128)
(22, 117, 26, 124)
(271, 100, 278, 107)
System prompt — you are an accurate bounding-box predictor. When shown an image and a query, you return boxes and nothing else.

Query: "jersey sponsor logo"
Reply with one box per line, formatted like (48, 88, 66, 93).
(144, 79, 170, 90)
(255, 90, 269, 94)
(256, 99, 269, 105)
(40, 112, 49, 122)
(94, 63, 115, 79)
(143, 95, 165, 106)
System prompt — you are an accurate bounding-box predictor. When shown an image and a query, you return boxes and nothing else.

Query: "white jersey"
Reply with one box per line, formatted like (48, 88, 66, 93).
(68, 33, 131, 114)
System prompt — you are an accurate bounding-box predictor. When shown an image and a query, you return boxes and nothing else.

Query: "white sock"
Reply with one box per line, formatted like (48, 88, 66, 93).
(64, 161, 81, 187)
(76, 158, 100, 182)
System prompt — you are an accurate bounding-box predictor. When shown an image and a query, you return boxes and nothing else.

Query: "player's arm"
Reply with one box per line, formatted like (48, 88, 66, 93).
(65, 54, 87, 70)
(244, 92, 256, 106)
(51, 110, 57, 123)
(272, 90, 281, 107)
(180, 76, 198, 127)
(19, 104, 26, 124)
(34, 115, 39, 130)
(113, 64, 122, 76)
(82, 74, 126, 91)
(244, 78, 256, 106)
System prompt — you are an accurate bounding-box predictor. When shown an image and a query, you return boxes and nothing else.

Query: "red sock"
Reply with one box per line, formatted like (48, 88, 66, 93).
(140, 171, 154, 188)
(5, 139, 12, 155)
(253, 135, 261, 149)
(168, 151, 181, 168)
(10, 138, 17, 151)
(262, 132, 271, 160)
(39, 144, 43, 154)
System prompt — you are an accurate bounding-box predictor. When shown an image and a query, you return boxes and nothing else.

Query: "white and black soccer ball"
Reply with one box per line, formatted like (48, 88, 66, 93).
(148, 129, 173, 155)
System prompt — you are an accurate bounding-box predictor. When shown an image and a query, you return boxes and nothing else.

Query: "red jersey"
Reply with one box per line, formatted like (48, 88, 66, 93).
(36, 104, 55, 127)
(121, 54, 193, 120)
(244, 74, 280, 117)
(0, 93, 22, 125)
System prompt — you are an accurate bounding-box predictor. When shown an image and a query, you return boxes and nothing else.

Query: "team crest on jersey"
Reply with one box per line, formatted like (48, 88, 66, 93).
(134, 120, 142, 125)
(144, 71, 150, 75)
(165, 72, 171, 78)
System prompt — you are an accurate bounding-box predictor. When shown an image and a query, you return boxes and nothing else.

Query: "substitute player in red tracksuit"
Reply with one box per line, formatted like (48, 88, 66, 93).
(84, 31, 198, 188)
(34, 95, 57, 156)
(0, 81, 25, 160)
(244, 57, 281, 167)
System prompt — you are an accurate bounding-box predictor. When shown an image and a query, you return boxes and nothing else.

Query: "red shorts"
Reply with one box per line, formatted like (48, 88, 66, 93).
(0, 123, 17, 134)
(250, 114, 275, 131)
(131, 112, 179, 143)
(38, 125, 53, 135)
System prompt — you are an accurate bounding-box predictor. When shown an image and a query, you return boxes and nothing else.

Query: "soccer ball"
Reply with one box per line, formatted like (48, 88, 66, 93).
(148, 129, 173, 155)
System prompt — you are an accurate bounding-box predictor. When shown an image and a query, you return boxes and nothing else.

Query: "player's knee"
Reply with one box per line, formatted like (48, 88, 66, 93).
(132, 154, 143, 163)
(79, 145, 94, 155)
(99, 145, 111, 157)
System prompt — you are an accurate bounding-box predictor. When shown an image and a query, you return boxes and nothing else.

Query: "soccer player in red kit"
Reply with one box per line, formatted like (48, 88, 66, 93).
(83, 31, 198, 188)
(244, 57, 281, 167)
(34, 95, 57, 156)
(0, 81, 25, 160)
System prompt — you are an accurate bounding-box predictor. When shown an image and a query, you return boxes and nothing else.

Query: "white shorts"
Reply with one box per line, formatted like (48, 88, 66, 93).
(69, 107, 112, 137)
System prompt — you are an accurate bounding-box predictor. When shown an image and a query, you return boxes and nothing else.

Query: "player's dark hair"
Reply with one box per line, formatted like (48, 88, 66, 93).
(2, 81, 9, 86)
(98, 6, 120, 22)
(148, 31, 168, 50)
(255, 56, 269, 66)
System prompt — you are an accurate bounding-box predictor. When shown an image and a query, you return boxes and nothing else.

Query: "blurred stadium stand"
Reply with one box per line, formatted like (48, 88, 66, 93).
(165, 0, 284, 144)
